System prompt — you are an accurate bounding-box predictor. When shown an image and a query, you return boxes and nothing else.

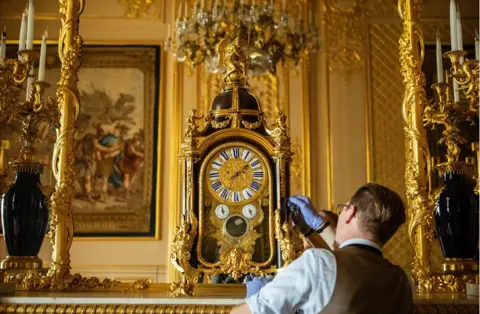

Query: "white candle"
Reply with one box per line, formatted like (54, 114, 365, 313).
(18, 10, 27, 51)
(453, 81, 460, 102)
(436, 30, 444, 83)
(456, 5, 463, 64)
(38, 27, 48, 82)
(282, 0, 286, 11)
(449, 0, 457, 51)
(0, 28, 6, 67)
(475, 29, 479, 60)
(26, 0, 35, 50)
(184, 0, 188, 18)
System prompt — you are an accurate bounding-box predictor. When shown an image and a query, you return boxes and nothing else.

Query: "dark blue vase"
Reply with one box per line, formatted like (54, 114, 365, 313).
(434, 171, 479, 258)
(1, 163, 49, 259)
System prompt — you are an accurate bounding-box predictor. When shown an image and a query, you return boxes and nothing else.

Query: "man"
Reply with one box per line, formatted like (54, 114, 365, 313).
(231, 183, 413, 314)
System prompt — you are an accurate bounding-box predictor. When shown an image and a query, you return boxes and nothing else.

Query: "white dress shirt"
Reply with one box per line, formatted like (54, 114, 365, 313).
(245, 238, 381, 314)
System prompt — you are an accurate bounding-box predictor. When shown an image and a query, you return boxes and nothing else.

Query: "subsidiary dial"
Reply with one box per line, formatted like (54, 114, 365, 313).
(242, 204, 257, 219)
(215, 204, 230, 219)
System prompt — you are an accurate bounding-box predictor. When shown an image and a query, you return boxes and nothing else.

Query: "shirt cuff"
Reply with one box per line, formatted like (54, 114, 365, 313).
(245, 293, 262, 314)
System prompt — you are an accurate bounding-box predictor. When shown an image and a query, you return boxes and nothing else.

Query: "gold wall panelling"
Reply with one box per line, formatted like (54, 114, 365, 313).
(119, 0, 161, 18)
(323, 0, 366, 75)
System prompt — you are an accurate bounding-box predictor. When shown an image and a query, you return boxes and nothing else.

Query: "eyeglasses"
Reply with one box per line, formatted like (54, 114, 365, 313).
(336, 203, 350, 214)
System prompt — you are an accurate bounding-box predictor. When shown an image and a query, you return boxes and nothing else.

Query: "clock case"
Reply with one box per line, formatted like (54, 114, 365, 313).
(169, 39, 303, 297)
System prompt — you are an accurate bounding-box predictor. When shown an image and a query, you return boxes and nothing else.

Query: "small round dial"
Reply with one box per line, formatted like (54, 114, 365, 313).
(215, 204, 230, 219)
(242, 204, 257, 219)
(224, 215, 249, 238)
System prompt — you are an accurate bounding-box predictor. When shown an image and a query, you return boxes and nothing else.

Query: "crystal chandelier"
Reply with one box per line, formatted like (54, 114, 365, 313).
(164, 0, 319, 75)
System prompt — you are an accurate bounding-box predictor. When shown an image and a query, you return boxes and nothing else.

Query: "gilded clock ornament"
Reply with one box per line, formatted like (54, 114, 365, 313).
(169, 38, 301, 297)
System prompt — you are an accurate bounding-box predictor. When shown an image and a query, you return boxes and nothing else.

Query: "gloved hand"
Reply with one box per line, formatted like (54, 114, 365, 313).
(288, 196, 324, 230)
(245, 275, 273, 298)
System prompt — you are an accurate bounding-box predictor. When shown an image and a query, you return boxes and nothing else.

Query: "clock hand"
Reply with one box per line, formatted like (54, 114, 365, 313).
(230, 164, 249, 180)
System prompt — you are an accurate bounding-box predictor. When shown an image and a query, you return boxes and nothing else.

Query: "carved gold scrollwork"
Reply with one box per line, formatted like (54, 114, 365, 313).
(274, 209, 303, 266)
(398, 0, 433, 292)
(169, 217, 199, 297)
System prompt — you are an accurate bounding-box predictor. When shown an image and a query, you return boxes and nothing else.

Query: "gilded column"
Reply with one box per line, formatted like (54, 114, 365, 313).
(48, 0, 83, 280)
(398, 0, 433, 292)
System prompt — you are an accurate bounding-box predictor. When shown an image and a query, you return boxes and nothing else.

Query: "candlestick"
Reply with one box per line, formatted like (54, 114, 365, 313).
(449, 0, 457, 51)
(309, 3, 313, 24)
(456, 5, 463, 64)
(436, 30, 444, 83)
(26, 68, 34, 101)
(18, 9, 27, 52)
(26, 0, 35, 50)
(38, 27, 48, 82)
(475, 29, 479, 60)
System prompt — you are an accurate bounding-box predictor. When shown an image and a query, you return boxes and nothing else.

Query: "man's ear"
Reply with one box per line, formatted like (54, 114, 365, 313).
(344, 205, 356, 224)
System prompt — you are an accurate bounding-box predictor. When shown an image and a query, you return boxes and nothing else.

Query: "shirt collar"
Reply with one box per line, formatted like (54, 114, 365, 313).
(339, 238, 382, 252)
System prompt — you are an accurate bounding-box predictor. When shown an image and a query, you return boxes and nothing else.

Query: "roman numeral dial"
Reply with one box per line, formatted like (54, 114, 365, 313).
(206, 145, 267, 204)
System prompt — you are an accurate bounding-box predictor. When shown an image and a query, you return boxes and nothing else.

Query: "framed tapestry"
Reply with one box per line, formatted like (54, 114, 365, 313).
(1, 45, 161, 237)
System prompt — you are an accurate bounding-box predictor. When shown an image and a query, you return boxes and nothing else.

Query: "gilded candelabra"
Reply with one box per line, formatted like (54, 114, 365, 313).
(399, 0, 479, 293)
(425, 50, 479, 170)
(164, 0, 319, 75)
(423, 49, 479, 292)
(0, 46, 60, 272)
(0, 49, 60, 180)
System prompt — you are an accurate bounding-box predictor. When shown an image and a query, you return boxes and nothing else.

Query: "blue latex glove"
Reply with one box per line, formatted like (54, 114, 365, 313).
(245, 275, 272, 298)
(289, 196, 324, 230)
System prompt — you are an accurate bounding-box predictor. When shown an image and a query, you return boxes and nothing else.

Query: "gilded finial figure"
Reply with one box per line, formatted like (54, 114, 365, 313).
(218, 38, 248, 88)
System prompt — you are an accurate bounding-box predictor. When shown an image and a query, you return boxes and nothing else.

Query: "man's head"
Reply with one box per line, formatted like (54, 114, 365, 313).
(334, 183, 406, 247)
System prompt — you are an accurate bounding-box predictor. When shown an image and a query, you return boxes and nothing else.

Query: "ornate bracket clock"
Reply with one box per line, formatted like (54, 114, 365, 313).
(169, 38, 304, 297)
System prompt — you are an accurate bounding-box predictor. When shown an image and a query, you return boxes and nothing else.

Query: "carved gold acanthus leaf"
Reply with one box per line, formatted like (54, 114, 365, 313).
(218, 246, 263, 281)
(274, 209, 304, 266)
(4, 272, 121, 292)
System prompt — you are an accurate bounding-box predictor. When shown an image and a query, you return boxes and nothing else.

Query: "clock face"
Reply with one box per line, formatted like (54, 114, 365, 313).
(207, 146, 267, 205)
(215, 204, 230, 219)
(242, 204, 257, 219)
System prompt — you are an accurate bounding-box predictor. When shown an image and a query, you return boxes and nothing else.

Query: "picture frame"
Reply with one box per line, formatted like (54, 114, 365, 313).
(1, 44, 162, 237)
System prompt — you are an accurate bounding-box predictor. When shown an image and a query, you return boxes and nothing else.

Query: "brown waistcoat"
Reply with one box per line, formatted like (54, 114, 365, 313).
(319, 246, 413, 314)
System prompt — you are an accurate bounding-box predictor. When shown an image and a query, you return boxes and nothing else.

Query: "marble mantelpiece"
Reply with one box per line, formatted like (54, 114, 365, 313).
(0, 284, 478, 313)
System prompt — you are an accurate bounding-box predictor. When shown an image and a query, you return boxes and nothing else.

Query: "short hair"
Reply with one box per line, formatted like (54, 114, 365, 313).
(349, 183, 406, 244)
